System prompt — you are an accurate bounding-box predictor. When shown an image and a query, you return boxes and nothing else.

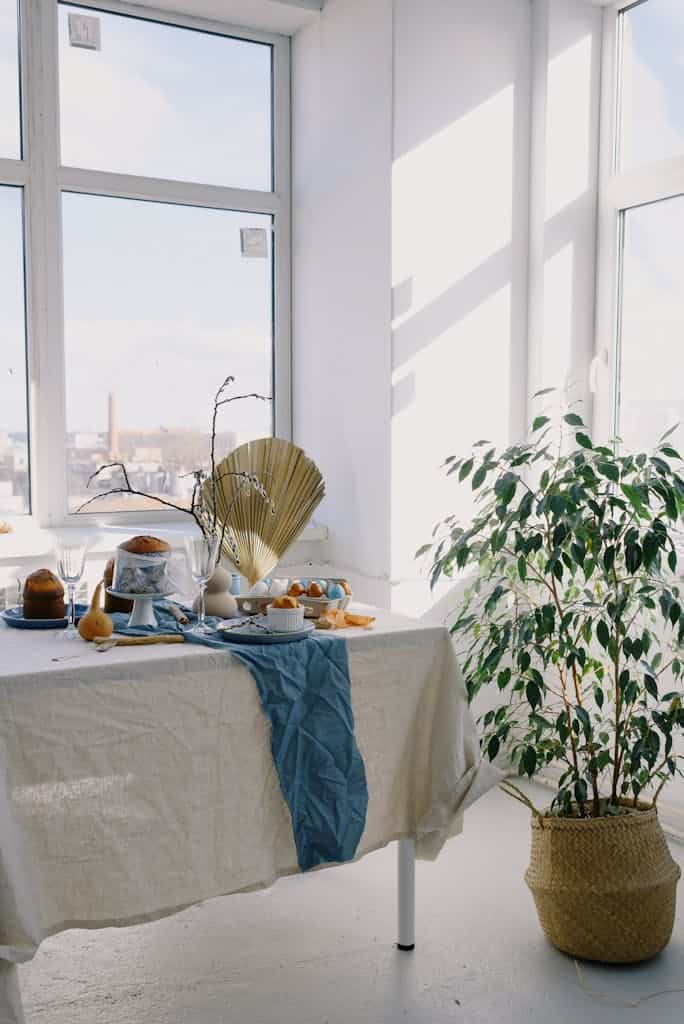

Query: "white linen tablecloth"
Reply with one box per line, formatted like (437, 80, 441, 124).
(0, 606, 497, 1023)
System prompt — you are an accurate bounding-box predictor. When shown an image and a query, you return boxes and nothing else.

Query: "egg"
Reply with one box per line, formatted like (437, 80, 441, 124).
(269, 578, 288, 597)
(313, 579, 328, 594)
(327, 583, 345, 601)
(340, 579, 352, 596)
(288, 582, 306, 597)
(249, 580, 269, 596)
(307, 582, 324, 598)
(298, 579, 310, 589)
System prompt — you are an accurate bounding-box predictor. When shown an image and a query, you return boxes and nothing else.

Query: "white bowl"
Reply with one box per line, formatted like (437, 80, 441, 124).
(266, 604, 305, 633)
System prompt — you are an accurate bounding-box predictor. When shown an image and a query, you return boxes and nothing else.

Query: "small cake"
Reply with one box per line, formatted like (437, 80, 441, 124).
(113, 535, 172, 595)
(271, 595, 299, 609)
(103, 558, 134, 614)
(23, 569, 65, 619)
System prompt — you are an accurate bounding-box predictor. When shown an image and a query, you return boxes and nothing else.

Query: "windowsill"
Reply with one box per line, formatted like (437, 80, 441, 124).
(0, 518, 328, 564)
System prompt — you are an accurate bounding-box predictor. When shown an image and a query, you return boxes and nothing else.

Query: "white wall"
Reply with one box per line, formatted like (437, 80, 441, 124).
(292, 0, 394, 607)
(391, 0, 533, 616)
(293, 0, 533, 613)
(527, 0, 602, 423)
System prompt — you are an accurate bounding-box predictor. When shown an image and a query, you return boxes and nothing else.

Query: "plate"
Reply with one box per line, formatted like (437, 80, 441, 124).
(1, 604, 88, 630)
(216, 618, 316, 644)
(106, 588, 175, 600)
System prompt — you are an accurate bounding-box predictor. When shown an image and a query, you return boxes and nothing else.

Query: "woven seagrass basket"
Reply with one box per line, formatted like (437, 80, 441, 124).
(524, 800, 681, 963)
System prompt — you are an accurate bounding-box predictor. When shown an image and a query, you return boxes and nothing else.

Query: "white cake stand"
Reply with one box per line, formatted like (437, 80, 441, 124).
(106, 588, 175, 629)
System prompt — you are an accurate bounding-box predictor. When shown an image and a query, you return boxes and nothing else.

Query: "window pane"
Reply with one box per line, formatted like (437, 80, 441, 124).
(0, 0, 20, 158)
(62, 193, 274, 514)
(58, 4, 272, 190)
(0, 186, 30, 515)
(620, 0, 684, 171)
(617, 195, 684, 450)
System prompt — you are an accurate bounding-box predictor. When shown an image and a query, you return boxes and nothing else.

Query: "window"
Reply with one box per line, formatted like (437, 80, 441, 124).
(0, 0, 20, 159)
(0, 186, 30, 515)
(0, 1, 290, 526)
(596, 0, 684, 448)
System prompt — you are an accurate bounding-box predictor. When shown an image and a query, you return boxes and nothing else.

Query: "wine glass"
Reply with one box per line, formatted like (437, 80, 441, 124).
(184, 533, 220, 635)
(54, 538, 89, 639)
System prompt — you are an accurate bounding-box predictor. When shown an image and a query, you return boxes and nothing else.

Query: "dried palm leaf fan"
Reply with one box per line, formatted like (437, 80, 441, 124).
(206, 438, 325, 587)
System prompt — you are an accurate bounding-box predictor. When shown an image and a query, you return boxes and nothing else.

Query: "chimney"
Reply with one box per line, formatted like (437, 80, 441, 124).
(108, 392, 120, 460)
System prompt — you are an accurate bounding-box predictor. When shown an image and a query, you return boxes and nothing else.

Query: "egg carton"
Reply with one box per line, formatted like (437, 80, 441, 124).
(239, 577, 352, 617)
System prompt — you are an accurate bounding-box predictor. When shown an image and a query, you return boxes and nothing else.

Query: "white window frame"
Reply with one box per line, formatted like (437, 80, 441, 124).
(1, 0, 291, 531)
(593, 0, 684, 442)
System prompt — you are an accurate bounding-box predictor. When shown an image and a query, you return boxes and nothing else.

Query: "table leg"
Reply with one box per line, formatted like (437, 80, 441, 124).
(397, 836, 415, 951)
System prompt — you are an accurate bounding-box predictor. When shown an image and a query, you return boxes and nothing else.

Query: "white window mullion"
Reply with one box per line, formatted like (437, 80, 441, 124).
(592, 4, 620, 443)
(272, 33, 292, 441)
(59, 167, 283, 215)
(0, 158, 28, 185)
(22, 0, 69, 527)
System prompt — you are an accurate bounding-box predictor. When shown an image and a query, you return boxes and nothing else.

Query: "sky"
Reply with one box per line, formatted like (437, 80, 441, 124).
(1, 1, 274, 446)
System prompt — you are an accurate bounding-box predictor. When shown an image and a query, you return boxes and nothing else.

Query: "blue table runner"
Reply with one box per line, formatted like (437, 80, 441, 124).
(110, 605, 368, 871)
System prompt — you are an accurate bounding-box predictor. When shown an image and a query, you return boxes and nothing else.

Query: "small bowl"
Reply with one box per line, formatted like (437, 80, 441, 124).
(266, 603, 305, 633)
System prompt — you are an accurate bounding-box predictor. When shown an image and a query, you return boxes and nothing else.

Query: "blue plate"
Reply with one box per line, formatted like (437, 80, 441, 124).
(1, 604, 88, 630)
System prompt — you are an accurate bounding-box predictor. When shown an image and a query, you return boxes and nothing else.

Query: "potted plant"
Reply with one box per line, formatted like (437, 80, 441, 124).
(422, 402, 683, 962)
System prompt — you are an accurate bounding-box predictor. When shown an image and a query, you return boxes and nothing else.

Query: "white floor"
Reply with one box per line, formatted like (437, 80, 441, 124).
(19, 783, 684, 1023)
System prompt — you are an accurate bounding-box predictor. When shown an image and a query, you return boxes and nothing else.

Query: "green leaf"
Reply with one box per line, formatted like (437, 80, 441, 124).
(533, 387, 556, 398)
(564, 413, 584, 427)
(494, 472, 517, 505)
(532, 415, 550, 432)
(575, 705, 591, 740)
(458, 458, 474, 482)
(597, 620, 610, 649)
(645, 675, 658, 700)
(526, 681, 541, 710)
(575, 432, 593, 450)
(415, 544, 432, 559)
(621, 483, 648, 515)
(517, 556, 527, 582)
(522, 746, 537, 777)
(595, 687, 604, 709)
(597, 461, 619, 482)
(487, 735, 500, 760)
(472, 465, 487, 490)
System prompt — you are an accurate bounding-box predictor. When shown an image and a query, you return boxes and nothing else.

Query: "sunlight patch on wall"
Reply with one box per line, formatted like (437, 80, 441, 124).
(545, 34, 593, 220)
(392, 84, 515, 329)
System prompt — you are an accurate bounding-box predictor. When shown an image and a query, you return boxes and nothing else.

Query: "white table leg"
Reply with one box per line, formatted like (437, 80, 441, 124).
(397, 837, 415, 951)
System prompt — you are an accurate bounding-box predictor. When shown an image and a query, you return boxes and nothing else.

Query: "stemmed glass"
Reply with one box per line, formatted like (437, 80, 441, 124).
(184, 533, 220, 635)
(54, 538, 89, 639)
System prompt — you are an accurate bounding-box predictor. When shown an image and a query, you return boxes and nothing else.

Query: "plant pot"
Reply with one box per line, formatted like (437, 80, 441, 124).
(525, 803, 681, 963)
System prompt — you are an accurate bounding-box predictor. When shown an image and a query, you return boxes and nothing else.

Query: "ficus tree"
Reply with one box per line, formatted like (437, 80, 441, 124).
(421, 399, 684, 818)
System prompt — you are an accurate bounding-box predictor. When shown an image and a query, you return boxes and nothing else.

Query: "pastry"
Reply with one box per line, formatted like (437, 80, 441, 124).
(103, 558, 133, 613)
(23, 569, 65, 619)
(113, 535, 172, 595)
(271, 595, 299, 609)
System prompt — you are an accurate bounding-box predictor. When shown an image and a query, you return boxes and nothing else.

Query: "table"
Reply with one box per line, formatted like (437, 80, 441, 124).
(0, 607, 498, 1024)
